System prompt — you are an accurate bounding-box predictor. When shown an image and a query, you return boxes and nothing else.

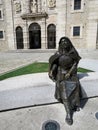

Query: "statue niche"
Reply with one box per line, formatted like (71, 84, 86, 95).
(30, 0, 38, 13)
(48, 0, 56, 8)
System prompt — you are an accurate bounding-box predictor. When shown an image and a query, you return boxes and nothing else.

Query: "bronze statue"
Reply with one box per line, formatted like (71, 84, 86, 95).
(48, 37, 81, 125)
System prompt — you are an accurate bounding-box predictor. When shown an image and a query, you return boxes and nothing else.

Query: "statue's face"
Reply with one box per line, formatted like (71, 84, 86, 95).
(60, 38, 69, 49)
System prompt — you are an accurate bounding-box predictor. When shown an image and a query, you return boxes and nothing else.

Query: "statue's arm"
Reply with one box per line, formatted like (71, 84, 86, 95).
(48, 64, 57, 81)
(48, 52, 60, 81)
(65, 62, 77, 79)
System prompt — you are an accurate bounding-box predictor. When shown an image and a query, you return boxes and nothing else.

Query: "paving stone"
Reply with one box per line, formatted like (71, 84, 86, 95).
(0, 98, 98, 130)
(0, 72, 98, 111)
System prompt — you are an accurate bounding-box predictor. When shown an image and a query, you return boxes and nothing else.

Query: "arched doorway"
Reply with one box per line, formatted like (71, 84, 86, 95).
(29, 23, 41, 49)
(47, 24, 56, 49)
(16, 26, 24, 49)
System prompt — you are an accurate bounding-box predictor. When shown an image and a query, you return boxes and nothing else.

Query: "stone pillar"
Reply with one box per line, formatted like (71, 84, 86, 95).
(86, 20, 97, 49)
(5, 0, 15, 50)
(86, 0, 98, 49)
(56, 0, 66, 48)
(23, 20, 29, 49)
(41, 18, 47, 49)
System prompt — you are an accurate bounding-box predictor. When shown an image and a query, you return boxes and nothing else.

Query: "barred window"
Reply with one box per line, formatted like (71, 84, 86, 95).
(0, 31, 3, 39)
(74, 0, 81, 10)
(73, 26, 80, 36)
(0, 10, 1, 19)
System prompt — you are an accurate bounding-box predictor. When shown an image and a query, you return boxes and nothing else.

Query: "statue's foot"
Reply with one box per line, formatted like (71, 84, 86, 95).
(72, 106, 80, 112)
(65, 114, 73, 125)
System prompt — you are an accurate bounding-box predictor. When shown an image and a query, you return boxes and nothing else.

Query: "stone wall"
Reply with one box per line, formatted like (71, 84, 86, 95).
(0, 0, 98, 51)
(0, 0, 8, 51)
(86, 0, 98, 49)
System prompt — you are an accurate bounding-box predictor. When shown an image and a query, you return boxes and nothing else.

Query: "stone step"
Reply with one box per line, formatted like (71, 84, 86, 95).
(0, 72, 98, 111)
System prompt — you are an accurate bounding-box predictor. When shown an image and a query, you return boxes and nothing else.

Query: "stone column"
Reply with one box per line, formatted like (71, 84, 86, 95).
(41, 18, 47, 49)
(86, 20, 97, 49)
(86, 0, 98, 49)
(23, 20, 29, 49)
(5, 0, 15, 50)
(56, 0, 66, 48)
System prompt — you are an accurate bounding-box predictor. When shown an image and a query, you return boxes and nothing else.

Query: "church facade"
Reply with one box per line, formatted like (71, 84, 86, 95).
(0, 0, 98, 51)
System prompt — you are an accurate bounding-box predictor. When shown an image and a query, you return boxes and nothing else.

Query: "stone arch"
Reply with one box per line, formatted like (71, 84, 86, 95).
(16, 26, 24, 49)
(29, 23, 41, 49)
(47, 24, 56, 49)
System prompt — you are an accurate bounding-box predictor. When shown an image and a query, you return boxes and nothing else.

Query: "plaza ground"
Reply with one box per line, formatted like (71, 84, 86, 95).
(0, 49, 98, 130)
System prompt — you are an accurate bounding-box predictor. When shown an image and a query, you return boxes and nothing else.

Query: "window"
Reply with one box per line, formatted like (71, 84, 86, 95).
(73, 26, 80, 36)
(0, 31, 3, 39)
(71, 25, 83, 38)
(74, 0, 81, 10)
(0, 9, 3, 20)
(71, 0, 84, 13)
(0, 10, 1, 19)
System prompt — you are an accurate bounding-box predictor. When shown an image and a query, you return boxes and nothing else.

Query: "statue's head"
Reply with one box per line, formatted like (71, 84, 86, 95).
(59, 37, 73, 53)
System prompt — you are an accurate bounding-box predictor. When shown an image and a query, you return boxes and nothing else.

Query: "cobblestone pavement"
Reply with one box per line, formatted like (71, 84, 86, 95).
(0, 49, 98, 130)
(0, 49, 98, 74)
(0, 50, 55, 74)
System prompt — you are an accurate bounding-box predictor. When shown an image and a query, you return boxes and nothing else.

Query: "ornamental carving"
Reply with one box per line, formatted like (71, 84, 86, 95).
(30, 0, 38, 13)
(48, 0, 56, 8)
(15, 2, 21, 13)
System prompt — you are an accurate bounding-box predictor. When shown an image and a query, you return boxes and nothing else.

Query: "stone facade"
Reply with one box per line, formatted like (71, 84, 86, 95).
(0, 0, 8, 51)
(0, 0, 98, 51)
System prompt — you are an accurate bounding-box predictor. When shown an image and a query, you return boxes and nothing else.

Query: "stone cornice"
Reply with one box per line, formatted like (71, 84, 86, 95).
(21, 12, 48, 20)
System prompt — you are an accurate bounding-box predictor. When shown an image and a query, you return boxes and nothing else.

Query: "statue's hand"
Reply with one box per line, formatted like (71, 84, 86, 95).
(65, 73, 70, 79)
(48, 72, 55, 82)
(49, 73, 52, 79)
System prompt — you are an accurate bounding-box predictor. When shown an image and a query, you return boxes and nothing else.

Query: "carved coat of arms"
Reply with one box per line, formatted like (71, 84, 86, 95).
(15, 2, 21, 13)
(48, 0, 56, 8)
